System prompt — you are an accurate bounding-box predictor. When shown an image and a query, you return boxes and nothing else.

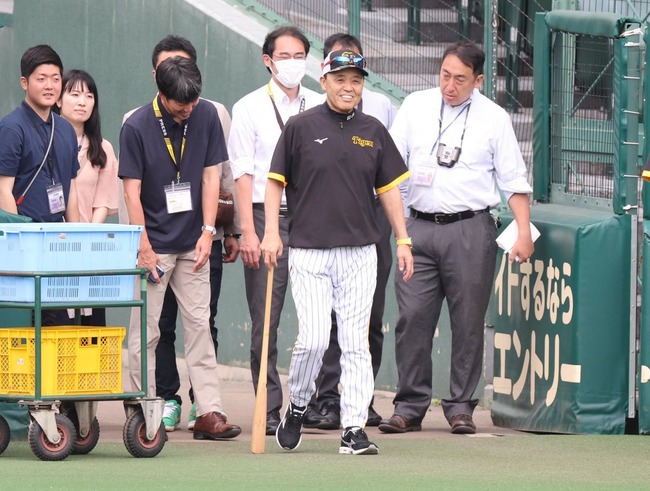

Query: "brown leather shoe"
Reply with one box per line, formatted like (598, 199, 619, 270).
(449, 414, 476, 434)
(378, 414, 422, 433)
(193, 411, 242, 440)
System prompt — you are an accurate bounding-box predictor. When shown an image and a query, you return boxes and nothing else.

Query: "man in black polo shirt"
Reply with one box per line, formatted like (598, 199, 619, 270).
(261, 50, 413, 455)
(119, 56, 241, 440)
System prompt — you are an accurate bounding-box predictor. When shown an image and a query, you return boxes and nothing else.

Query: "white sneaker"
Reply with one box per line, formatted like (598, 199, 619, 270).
(162, 400, 181, 432)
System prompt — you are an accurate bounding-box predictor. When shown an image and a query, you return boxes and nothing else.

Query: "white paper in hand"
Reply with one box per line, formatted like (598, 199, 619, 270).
(496, 220, 540, 253)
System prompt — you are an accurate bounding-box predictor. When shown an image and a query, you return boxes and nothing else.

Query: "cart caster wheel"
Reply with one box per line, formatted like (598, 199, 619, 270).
(123, 411, 165, 458)
(28, 413, 76, 461)
(72, 417, 100, 455)
(61, 405, 101, 455)
(0, 415, 10, 456)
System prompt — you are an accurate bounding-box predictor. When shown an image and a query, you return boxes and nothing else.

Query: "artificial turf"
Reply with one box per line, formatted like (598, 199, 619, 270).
(2, 434, 650, 490)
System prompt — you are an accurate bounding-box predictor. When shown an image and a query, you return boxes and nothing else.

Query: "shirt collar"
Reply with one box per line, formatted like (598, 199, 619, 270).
(439, 88, 475, 111)
(321, 101, 355, 122)
(21, 100, 52, 127)
(155, 94, 183, 128)
(269, 78, 304, 106)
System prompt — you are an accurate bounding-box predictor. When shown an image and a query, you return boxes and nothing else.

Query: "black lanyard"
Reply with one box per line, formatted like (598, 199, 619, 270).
(267, 82, 305, 131)
(430, 101, 471, 155)
(153, 96, 187, 181)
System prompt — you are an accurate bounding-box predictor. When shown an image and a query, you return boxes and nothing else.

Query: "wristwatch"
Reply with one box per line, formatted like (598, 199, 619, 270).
(224, 233, 241, 239)
(201, 225, 217, 237)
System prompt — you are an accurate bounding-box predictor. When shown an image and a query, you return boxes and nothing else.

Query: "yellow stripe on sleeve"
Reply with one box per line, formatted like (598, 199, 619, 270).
(376, 171, 410, 195)
(268, 172, 288, 187)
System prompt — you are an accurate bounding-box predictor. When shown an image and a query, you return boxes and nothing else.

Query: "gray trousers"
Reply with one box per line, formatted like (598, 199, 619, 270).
(393, 212, 497, 422)
(244, 207, 290, 413)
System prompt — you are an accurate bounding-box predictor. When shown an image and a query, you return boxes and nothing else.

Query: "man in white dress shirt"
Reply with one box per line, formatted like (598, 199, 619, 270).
(379, 40, 534, 435)
(228, 26, 322, 435)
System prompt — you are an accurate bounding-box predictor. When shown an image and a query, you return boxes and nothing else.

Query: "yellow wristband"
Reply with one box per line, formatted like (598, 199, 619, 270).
(396, 237, 412, 247)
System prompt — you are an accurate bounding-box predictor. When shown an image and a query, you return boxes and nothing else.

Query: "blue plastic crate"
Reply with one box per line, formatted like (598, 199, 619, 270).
(0, 274, 137, 302)
(0, 223, 141, 302)
(0, 223, 142, 272)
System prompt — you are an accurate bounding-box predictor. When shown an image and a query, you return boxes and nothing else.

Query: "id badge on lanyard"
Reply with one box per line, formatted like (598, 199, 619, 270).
(413, 156, 437, 187)
(164, 181, 193, 214)
(153, 96, 191, 214)
(47, 182, 66, 214)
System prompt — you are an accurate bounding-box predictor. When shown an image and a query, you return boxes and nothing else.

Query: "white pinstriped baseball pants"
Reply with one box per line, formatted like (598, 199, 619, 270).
(287, 245, 377, 429)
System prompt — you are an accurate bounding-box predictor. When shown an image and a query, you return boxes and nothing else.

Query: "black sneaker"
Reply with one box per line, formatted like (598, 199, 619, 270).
(276, 402, 305, 451)
(339, 426, 378, 455)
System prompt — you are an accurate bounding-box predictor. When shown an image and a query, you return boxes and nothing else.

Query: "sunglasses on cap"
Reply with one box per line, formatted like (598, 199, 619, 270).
(323, 50, 368, 76)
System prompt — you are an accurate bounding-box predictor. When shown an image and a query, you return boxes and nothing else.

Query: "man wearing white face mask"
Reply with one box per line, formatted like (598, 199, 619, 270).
(228, 26, 321, 435)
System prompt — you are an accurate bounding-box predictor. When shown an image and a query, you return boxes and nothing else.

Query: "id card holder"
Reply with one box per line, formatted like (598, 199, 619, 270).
(164, 181, 193, 214)
(412, 157, 437, 187)
(47, 183, 66, 214)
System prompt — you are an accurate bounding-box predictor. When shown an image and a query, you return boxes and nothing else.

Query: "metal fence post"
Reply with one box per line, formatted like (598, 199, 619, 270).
(348, 0, 361, 38)
(532, 12, 550, 202)
(483, 0, 498, 102)
(458, 0, 470, 40)
(407, 0, 421, 46)
(618, 30, 641, 422)
(504, 0, 525, 113)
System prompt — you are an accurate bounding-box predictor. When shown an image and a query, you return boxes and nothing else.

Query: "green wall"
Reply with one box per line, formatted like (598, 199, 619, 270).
(0, 0, 455, 399)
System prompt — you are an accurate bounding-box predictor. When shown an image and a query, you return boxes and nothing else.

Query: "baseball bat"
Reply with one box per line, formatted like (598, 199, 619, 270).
(251, 265, 274, 454)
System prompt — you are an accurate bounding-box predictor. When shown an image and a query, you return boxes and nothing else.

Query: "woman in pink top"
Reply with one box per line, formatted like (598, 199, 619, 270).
(56, 69, 118, 325)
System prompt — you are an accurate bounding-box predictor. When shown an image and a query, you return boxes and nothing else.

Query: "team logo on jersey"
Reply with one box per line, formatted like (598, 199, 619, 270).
(314, 137, 328, 144)
(352, 135, 374, 148)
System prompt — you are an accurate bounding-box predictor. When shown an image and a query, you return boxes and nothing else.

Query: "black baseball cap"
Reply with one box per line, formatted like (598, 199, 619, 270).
(322, 49, 368, 77)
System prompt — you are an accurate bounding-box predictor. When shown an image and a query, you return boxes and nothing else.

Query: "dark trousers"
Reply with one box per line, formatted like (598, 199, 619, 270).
(393, 213, 497, 422)
(38, 308, 106, 327)
(310, 204, 393, 410)
(245, 208, 290, 413)
(78, 308, 107, 326)
(155, 241, 223, 405)
(37, 309, 71, 326)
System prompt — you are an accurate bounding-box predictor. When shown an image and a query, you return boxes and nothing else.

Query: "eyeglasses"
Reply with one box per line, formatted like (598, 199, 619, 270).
(273, 53, 307, 61)
(325, 54, 366, 71)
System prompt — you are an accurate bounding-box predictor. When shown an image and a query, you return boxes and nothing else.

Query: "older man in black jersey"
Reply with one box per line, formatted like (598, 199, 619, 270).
(261, 50, 413, 455)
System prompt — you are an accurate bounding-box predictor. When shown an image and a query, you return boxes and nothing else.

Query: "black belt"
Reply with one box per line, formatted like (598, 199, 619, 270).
(410, 207, 490, 225)
(253, 202, 288, 218)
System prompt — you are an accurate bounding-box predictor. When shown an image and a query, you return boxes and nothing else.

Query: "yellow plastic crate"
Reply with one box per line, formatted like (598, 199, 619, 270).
(0, 326, 125, 396)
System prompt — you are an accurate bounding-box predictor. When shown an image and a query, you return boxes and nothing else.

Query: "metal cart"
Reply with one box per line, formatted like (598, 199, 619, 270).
(0, 268, 165, 461)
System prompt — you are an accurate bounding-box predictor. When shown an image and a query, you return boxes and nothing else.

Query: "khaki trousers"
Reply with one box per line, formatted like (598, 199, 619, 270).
(128, 249, 223, 416)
